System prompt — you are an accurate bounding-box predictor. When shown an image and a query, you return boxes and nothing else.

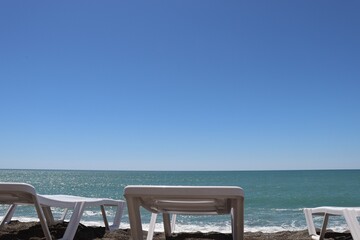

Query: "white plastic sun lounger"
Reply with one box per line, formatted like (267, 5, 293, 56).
(124, 185, 244, 240)
(304, 206, 360, 240)
(0, 182, 125, 240)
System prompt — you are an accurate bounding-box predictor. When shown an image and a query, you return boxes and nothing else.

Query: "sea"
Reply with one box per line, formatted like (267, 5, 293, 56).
(1, 169, 359, 233)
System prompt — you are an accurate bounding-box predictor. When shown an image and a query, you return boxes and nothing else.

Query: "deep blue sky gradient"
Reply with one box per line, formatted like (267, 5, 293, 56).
(1, 1, 359, 170)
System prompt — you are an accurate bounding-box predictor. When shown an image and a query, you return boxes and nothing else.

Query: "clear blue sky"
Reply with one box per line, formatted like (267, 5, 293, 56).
(0, 1, 359, 170)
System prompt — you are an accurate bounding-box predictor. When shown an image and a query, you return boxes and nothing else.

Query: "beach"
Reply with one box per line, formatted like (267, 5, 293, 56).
(1, 170, 359, 239)
(0, 221, 352, 240)
(1, 170, 360, 236)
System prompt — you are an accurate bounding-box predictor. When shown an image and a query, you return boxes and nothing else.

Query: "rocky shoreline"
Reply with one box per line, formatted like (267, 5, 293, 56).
(0, 221, 352, 240)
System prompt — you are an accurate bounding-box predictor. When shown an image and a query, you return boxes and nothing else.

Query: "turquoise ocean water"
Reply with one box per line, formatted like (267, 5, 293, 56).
(1, 169, 360, 233)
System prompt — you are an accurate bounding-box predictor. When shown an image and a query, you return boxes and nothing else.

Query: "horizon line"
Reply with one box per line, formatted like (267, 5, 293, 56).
(1, 168, 359, 172)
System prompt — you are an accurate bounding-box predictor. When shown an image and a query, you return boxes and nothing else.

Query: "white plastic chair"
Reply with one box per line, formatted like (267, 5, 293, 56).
(0, 182, 125, 240)
(0, 182, 52, 240)
(124, 185, 244, 240)
(304, 206, 360, 240)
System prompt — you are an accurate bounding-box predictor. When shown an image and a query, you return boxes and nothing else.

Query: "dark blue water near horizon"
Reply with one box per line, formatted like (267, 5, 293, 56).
(1, 169, 359, 232)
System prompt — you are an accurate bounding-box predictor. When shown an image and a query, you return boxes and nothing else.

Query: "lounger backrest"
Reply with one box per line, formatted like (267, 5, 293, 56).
(0, 182, 38, 205)
(125, 185, 244, 214)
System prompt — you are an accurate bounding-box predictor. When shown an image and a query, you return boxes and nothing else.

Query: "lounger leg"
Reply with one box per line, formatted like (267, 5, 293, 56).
(319, 213, 329, 240)
(231, 198, 244, 240)
(33, 200, 53, 240)
(147, 213, 158, 240)
(126, 197, 144, 240)
(60, 208, 69, 222)
(344, 209, 360, 240)
(163, 213, 172, 237)
(62, 202, 86, 240)
(108, 201, 125, 231)
(100, 203, 124, 231)
(170, 214, 176, 233)
(0, 204, 17, 227)
(112, 202, 125, 229)
(42, 206, 56, 225)
(303, 208, 318, 238)
(100, 205, 110, 230)
(163, 213, 177, 235)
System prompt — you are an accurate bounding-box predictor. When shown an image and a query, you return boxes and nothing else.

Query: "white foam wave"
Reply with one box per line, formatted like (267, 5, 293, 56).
(82, 210, 101, 217)
(273, 208, 303, 212)
(140, 222, 232, 233)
